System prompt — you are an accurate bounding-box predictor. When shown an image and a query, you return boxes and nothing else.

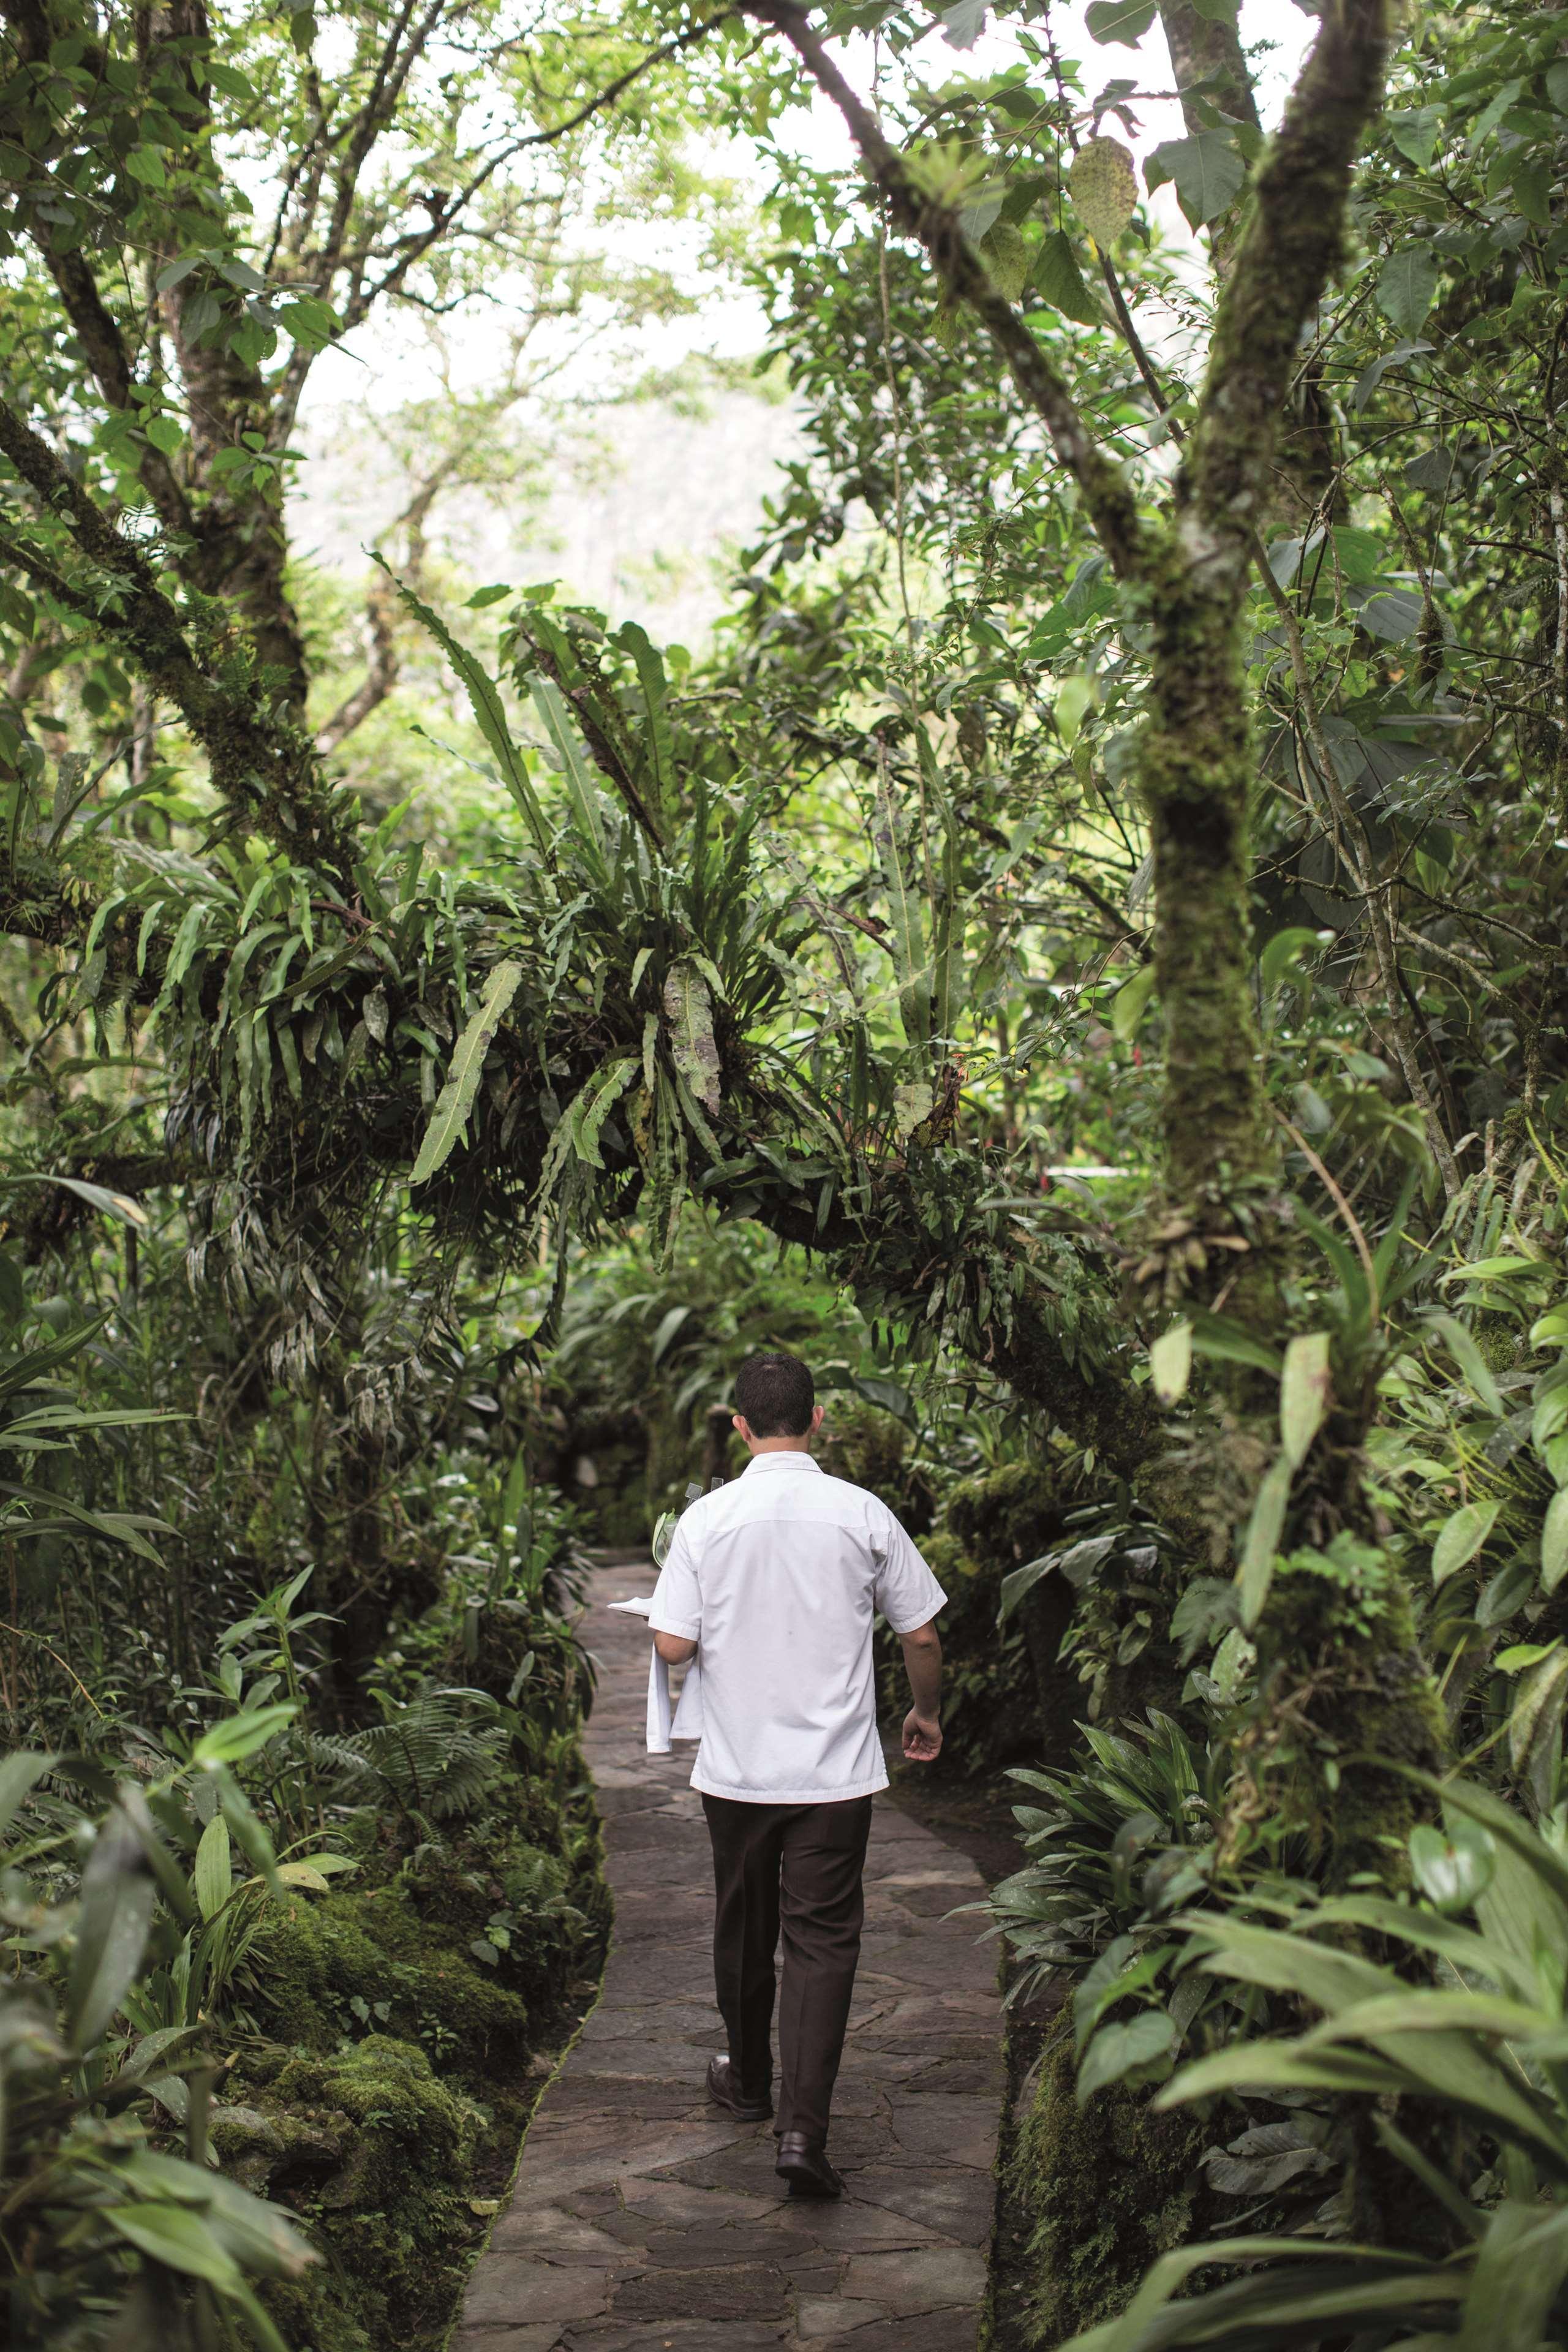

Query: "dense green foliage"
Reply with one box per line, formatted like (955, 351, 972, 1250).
(5, 0, 1568, 2343)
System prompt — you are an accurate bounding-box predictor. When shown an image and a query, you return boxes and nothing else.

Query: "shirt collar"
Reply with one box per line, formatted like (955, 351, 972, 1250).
(741, 1451, 823, 1476)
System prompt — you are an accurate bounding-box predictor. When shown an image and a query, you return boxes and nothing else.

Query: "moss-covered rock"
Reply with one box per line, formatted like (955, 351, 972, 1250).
(255, 2036, 487, 2351)
(251, 1881, 530, 2068)
(946, 1459, 1063, 1570)
(1011, 2025, 1211, 2345)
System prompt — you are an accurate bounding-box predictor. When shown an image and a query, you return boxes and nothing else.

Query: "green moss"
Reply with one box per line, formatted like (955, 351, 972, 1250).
(946, 1460, 1061, 1570)
(251, 1882, 530, 2068)
(257, 2036, 487, 2351)
(1248, 1537, 1448, 1885)
(1011, 2024, 1210, 2345)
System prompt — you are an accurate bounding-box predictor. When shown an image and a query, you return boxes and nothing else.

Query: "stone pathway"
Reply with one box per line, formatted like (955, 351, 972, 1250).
(452, 1561, 1004, 2352)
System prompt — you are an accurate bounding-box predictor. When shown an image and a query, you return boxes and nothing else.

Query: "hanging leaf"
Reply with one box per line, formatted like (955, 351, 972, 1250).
(1111, 964, 1156, 1041)
(1147, 132, 1245, 227)
(194, 1814, 232, 1922)
(979, 220, 1030, 301)
(1422, 1313, 1505, 1417)
(663, 962, 722, 1115)
(1543, 1490, 1568, 1594)
(1084, 0, 1156, 43)
(531, 679, 606, 861)
(1376, 247, 1441, 337)
(1508, 1645, 1568, 1776)
(1150, 1321, 1193, 1406)
(1279, 1332, 1332, 1470)
(409, 962, 523, 1186)
(1033, 231, 1101, 325)
(1236, 1455, 1293, 1628)
(1389, 104, 1444, 169)
(894, 1080, 934, 1139)
(1431, 1498, 1501, 1586)
(1069, 137, 1139, 249)
(873, 775, 929, 1049)
(572, 1057, 638, 1169)
(380, 565, 551, 854)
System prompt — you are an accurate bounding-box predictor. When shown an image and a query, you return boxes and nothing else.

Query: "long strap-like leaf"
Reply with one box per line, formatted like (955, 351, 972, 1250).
(410, 961, 524, 1185)
(379, 564, 552, 859)
(532, 679, 607, 869)
(873, 769, 929, 1049)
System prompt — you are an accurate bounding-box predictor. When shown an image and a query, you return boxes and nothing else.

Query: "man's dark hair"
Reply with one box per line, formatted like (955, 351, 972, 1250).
(734, 1351, 815, 1438)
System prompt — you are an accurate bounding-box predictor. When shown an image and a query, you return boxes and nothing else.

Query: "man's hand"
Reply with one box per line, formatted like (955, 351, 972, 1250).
(902, 1708, 942, 1763)
(899, 1619, 943, 1762)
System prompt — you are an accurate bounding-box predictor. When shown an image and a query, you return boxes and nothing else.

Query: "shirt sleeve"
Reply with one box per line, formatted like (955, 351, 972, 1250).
(647, 1512, 703, 1640)
(872, 1508, 948, 1634)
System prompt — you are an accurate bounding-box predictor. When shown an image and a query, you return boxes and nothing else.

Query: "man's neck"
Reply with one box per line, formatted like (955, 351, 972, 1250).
(747, 1437, 813, 1456)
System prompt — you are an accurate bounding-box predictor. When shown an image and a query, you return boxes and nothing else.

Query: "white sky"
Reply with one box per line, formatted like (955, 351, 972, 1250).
(295, 0, 1318, 640)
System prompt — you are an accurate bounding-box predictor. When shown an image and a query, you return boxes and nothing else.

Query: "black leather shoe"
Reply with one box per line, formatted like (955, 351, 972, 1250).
(775, 2131, 845, 2199)
(707, 2055, 773, 2121)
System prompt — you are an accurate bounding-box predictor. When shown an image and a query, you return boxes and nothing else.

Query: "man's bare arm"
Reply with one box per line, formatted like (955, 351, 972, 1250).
(900, 1619, 943, 1763)
(654, 1630, 698, 1664)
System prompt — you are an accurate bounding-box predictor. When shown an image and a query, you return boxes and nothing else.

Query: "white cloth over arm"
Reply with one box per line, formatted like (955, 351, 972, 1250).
(605, 1594, 703, 1754)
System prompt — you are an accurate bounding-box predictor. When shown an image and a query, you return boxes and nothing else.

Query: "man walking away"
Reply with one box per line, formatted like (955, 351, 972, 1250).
(647, 1351, 946, 2200)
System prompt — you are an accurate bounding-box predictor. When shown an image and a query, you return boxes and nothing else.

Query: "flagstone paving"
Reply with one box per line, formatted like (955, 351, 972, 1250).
(451, 1561, 1004, 2352)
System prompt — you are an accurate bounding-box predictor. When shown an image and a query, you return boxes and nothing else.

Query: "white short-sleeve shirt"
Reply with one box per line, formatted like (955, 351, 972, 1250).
(646, 1451, 947, 1804)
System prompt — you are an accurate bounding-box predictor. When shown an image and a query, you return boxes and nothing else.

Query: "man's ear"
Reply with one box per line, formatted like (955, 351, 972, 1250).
(810, 1403, 825, 1434)
(733, 1413, 750, 1441)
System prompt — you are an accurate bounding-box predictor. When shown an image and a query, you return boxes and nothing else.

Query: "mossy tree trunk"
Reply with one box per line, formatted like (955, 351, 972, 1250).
(753, 0, 1448, 1871)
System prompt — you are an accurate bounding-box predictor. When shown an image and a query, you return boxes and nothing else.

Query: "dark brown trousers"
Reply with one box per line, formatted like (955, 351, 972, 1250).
(701, 1792, 873, 2145)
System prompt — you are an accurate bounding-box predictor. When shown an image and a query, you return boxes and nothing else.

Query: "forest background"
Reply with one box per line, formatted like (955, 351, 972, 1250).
(2, 0, 1568, 2346)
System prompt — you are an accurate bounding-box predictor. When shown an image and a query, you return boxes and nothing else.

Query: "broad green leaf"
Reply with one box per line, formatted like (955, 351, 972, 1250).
(1110, 963, 1156, 1041)
(1543, 1489, 1568, 1594)
(1068, 138, 1139, 248)
(1376, 247, 1441, 336)
(1077, 2010, 1176, 2103)
(1084, 0, 1155, 43)
(1389, 104, 1444, 167)
(998, 1554, 1057, 1623)
(4, 1173, 148, 1227)
(274, 1860, 331, 1892)
(104, 2202, 244, 2289)
(663, 962, 722, 1115)
(1236, 1455, 1292, 1628)
(194, 1814, 232, 1921)
(1431, 1499, 1501, 1586)
(979, 221, 1029, 301)
(1280, 1332, 1332, 1469)
(1147, 132, 1245, 227)
(1150, 1321, 1192, 1406)
(1509, 1646, 1568, 1777)
(1423, 1313, 1506, 1416)
(191, 1705, 299, 1768)
(409, 962, 524, 1186)
(1259, 926, 1325, 995)
(67, 1811, 156, 2051)
(1033, 231, 1101, 325)
(0, 1749, 56, 1842)
(1409, 1818, 1495, 1915)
